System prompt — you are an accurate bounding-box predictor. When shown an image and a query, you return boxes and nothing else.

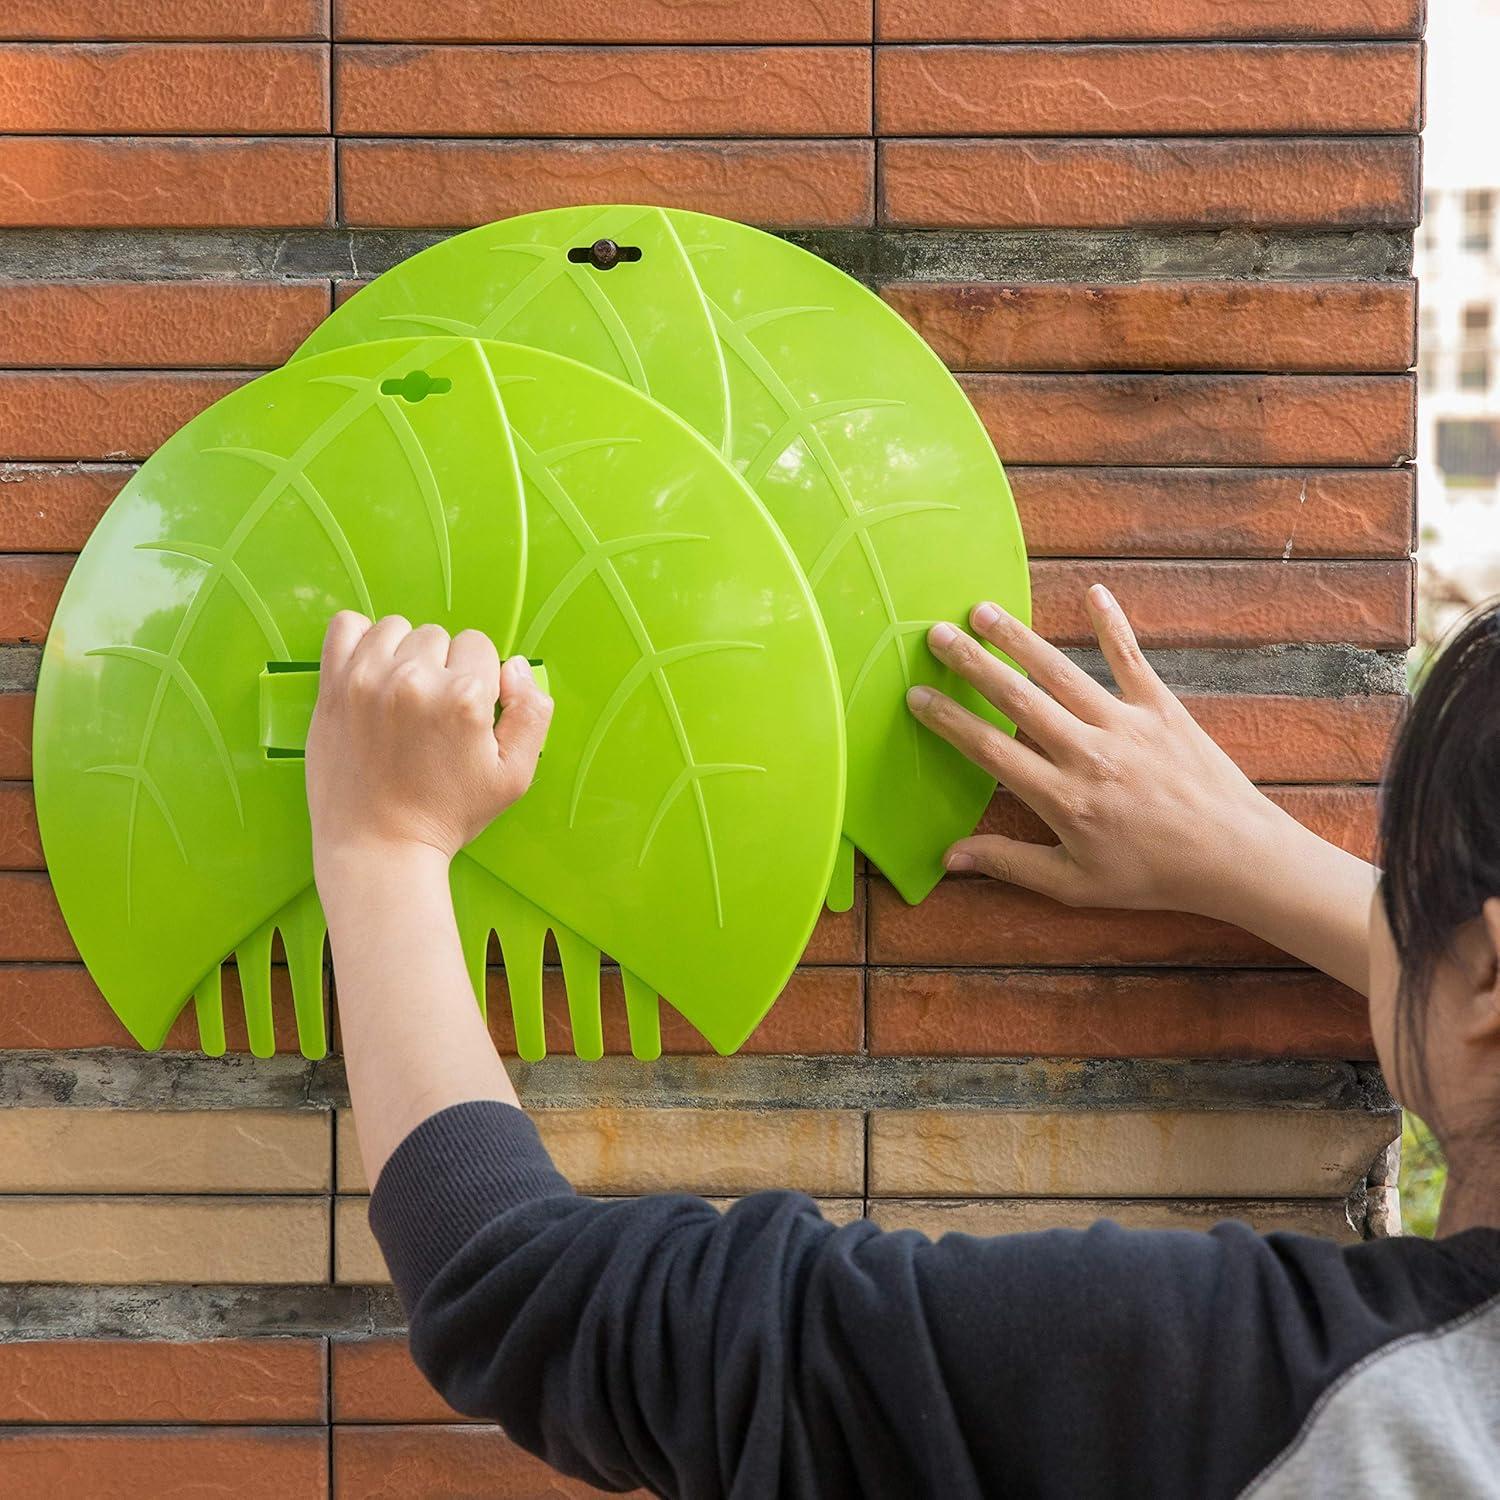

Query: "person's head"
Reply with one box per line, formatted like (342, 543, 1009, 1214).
(1371, 599, 1500, 1156)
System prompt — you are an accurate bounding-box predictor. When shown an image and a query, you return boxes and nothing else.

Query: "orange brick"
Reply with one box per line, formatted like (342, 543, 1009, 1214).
(334, 0, 870, 42)
(0, 43, 328, 133)
(336, 45, 870, 136)
(1183, 694, 1401, 784)
(1010, 467, 1414, 559)
(0, 1339, 326, 1423)
(876, 44, 1421, 134)
(0, 2, 328, 39)
(331, 1339, 469, 1423)
(0, 282, 330, 368)
(0, 871, 76, 960)
(866, 967, 1373, 1059)
(877, 0, 1422, 41)
(1030, 559, 1413, 648)
(884, 281, 1416, 373)
(880, 138, 1419, 229)
(338, 138, 874, 228)
(333, 1425, 599, 1500)
(484, 965, 863, 1055)
(977, 784, 1377, 860)
(0, 1427, 328, 1497)
(868, 878, 1289, 966)
(0, 371, 250, 460)
(0, 555, 71, 642)
(0, 780, 39, 866)
(0, 137, 333, 228)
(964, 374, 1415, 466)
(803, 879, 865, 962)
(0, 694, 33, 777)
(0, 464, 130, 550)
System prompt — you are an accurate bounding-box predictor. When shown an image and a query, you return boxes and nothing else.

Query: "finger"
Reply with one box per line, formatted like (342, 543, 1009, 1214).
(392, 621, 451, 668)
(492, 656, 554, 795)
(907, 683, 1061, 809)
(349, 613, 412, 667)
(968, 600, 1119, 725)
(1086, 585, 1167, 706)
(925, 621, 1081, 758)
(446, 628, 502, 698)
(944, 835, 1083, 904)
(319, 611, 371, 678)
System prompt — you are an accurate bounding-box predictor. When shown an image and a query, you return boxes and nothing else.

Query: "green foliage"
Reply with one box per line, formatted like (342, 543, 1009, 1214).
(1398, 1111, 1447, 1237)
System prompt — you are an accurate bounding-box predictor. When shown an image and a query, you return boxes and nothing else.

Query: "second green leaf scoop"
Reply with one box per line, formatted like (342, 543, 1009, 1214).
(296, 206, 1031, 907)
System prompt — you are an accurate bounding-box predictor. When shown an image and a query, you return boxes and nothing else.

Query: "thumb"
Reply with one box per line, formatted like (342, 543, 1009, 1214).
(492, 656, 554, 799)
(944, 836, 1081, 903)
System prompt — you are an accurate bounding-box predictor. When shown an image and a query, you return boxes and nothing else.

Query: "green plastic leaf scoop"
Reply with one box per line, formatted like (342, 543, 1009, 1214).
(296, 206, 1030, 907)
(34, 337, 845, 1061)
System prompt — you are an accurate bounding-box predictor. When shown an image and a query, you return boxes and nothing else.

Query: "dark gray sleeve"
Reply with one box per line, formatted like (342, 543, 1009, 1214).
(370, 1100, 1492, 1500)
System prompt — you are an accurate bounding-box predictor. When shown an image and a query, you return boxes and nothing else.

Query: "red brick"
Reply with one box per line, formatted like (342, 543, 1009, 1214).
(331, 1338, 468, 1423)
(884, 281, 1416, 374)
(877, 0, 1422, 41)
(0, 465, 130, 550)
(880, 138, 1419, 229)
(0, 871, 76, 960)
(0, 43, 328, 133)
(1, 2, 328, 39)
(804, 879, 865, 963)
(0, 1427, 327, 1497)
(334, 0, 870, 42)
(332, 279, 366, 306)
(963, 374, 1416, 466)
(0, 694, 33, 778)
(0, 1339, 325, 1423)
(0, 780, 40, 866)
(1010, 467, 1414, 559)
(0, 371, 250, 461)
(1030, 559, 1413, 648)
(1183, 695, 1402, 784)
(0, 282, 330, 369)
(0, 138, 333, 228)
(336, 45, 870, 137)
(332, 1424, 606, 1498)
(976, 785, 1377, 860)
(867, 968, 1373, 1059)
(338, 138, 874, 228)
(0, 555, 71, 642)
(484, 965, 862, 1055)
(0, 962, 309, 1051)
(868, 878, 1290, 966)
(876, 44, 1421, 135)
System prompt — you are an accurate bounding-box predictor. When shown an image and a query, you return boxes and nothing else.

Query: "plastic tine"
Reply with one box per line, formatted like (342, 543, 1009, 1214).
(555, 926, 603, 1060)
(236, 918, 277, 1059)
(621, 969, 661, 1061)
(825, 836, 856, 913)
(193, 965, 227, 1057)
(278, 886, 328, 1060)
(493, 888, 550, 1063)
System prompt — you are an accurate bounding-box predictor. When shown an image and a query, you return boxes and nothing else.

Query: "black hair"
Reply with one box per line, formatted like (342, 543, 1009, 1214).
(1379, 598, 1500, 1105)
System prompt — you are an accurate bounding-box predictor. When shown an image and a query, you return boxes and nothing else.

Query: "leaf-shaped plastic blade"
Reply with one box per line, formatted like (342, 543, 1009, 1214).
(450, 338, 845, 1056)
(33, 339, 527, 1053)
(294, 205, 1029, 905)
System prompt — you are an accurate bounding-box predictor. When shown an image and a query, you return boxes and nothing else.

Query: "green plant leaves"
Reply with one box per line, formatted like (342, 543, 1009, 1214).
(35, 337, 844, 1060)
(296, 206, 1030, 904)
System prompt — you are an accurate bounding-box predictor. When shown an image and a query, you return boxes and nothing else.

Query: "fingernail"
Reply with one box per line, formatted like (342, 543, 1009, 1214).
(972, 602, 1001, 631)
(928, 621, 957, 648)
(509, 655, 534, 681)
(946, 851, 975, 872)
(907, 685, 934, 710)
(1089, 584, 1116, 611)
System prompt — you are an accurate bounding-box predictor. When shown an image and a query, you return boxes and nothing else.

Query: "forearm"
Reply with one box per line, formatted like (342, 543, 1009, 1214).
(319, 845, 518, 1188)
(1198, 796, 1377, 995)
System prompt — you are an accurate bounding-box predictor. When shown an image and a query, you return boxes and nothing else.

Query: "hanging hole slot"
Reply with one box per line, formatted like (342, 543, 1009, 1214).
(567, 239, 642, 271)
(380, 370, 452, 403)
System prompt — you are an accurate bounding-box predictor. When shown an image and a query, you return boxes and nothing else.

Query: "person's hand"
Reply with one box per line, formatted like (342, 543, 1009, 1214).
(906, 585, 1289, 924)
(305, 612, 553, 873)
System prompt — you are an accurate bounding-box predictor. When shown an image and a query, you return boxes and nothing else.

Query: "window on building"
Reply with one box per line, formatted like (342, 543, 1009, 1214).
(1437, 419, 1500, 482)
(1420, 189, 1440, 253)
(1462, 190, 1495, 253)
(1459, 303, 1493, 391)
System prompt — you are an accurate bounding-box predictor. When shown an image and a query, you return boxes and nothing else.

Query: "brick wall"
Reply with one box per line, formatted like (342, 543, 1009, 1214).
(0, 3, 1418, 1494)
